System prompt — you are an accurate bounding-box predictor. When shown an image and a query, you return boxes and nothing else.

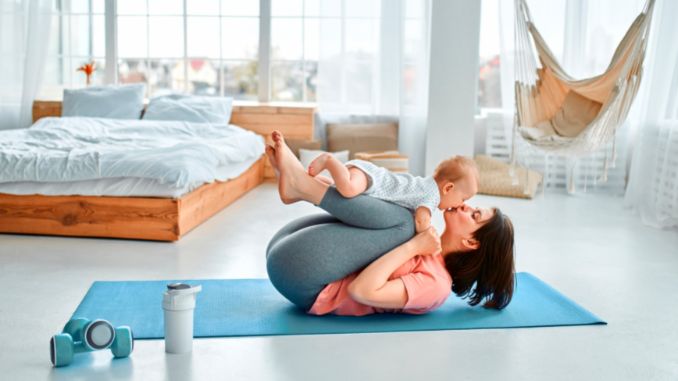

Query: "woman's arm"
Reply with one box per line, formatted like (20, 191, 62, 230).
(347, 227, 441, 309)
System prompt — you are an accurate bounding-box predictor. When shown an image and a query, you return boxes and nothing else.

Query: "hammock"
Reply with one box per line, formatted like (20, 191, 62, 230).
(513, 0, 656, 162)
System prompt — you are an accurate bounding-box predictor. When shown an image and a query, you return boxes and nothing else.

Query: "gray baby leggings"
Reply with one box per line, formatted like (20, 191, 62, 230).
(266, 187, 415, 311)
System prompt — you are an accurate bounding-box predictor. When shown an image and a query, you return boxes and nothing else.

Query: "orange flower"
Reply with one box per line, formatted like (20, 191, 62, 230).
(77, 61, 96, 76)
(77, 61, 96, 85)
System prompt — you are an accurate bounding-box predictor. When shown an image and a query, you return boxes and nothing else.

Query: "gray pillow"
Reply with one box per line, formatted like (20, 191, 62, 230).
(143, 94, 234, 124)
(62, 84, 145, 119)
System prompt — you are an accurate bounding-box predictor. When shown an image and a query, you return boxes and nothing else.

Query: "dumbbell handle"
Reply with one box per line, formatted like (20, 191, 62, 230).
(72, 340, 99, 353)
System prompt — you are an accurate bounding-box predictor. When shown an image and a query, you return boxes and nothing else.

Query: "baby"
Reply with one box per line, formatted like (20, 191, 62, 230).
(308, 153, 479, 233)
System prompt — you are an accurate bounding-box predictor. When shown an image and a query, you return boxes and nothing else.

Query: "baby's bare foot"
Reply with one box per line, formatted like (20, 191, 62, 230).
(314, 174, 334, 186)
(308, 153, 331, 177)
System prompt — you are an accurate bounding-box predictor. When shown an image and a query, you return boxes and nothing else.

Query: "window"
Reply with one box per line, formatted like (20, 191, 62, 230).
(42, 0, 106, 98)
(305, 0, 381, 110)
(40, 0, 323, 103)
(270, 0, 319, 102)
(402, 0, 428, 109)
(116, 0, 259, 99)
(477, 0, 501, 110)
(476, 0, 567, 111)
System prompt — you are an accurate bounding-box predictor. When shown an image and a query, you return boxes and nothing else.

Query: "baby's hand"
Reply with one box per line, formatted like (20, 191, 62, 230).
(415, 218, 430, 234)
(414, 206, 432, 234)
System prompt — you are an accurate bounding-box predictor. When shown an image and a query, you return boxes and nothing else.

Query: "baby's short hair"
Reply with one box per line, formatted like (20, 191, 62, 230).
(433, 156, 478, 184)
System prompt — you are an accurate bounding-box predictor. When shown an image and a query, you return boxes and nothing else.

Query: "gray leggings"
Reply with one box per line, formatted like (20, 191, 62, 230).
(265, 187, 415, 310)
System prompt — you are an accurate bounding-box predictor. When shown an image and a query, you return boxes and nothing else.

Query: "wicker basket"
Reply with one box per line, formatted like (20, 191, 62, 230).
(474, 155, 543, 199)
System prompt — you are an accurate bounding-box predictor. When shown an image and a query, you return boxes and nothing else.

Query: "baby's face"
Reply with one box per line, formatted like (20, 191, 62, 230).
(438, 177, 478, 210)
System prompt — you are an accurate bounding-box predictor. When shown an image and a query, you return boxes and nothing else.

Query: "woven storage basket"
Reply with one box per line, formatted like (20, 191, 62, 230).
(474, 155, 543, 199)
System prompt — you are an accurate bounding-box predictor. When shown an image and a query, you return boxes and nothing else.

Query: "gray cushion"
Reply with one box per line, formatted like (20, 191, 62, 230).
(143, 94, 233, 124)
(62, 84, 145, 119)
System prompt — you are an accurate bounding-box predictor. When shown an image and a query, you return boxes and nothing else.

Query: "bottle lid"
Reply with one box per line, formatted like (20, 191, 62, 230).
(162, 283, 202, 311)
(167, 283, 191, 290)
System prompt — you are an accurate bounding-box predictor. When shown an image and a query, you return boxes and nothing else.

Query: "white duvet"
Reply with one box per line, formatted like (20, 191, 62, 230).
(0, 117, 265, 188)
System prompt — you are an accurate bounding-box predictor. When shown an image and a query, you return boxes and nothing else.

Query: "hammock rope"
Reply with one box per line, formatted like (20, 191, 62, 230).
(511, 0, 656, 192)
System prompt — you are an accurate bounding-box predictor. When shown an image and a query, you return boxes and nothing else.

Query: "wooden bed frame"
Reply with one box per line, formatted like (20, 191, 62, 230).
(0, 101, 314, 241)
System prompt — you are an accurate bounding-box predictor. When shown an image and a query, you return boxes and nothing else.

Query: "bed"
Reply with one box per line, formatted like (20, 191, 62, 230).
(0, 101, 314, 241)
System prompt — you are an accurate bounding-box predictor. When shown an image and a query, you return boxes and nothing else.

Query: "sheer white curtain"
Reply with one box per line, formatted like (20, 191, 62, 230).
(0, 0, 52, 130)
(315, 0, 431, 175)
(495, 0, 647, 193)
(624, 0, 678, 229)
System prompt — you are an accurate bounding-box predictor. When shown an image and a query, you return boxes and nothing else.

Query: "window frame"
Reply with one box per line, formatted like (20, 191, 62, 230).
(96, 0, 312, 103)
(45, 0, 107, 90)
(41, 0, 315, 104)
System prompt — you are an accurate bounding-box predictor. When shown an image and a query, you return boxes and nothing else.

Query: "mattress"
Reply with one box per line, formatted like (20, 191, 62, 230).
(0, 116, 265, 186)
(0, 155, 260, 198)
(0, 116, 266, 198)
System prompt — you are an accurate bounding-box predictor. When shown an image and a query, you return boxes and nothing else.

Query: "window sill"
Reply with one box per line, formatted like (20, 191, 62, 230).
(37, 87, 316, 110)
(33, 98, 316, 113)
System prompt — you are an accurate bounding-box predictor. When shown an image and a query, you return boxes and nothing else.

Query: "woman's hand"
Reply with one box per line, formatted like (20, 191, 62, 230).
(412, 226, 442, 256)
(347, 226, 439, 309)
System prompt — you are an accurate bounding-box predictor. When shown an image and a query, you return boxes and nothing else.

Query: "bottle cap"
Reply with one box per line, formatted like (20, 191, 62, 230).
(162, 284, 202, 311)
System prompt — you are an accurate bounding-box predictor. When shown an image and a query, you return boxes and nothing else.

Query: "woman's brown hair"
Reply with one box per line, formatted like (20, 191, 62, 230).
(444, 208, 515, 309)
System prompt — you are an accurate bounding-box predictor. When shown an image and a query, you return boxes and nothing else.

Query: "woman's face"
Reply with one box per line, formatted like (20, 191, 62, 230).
(441, 204, 495, 253)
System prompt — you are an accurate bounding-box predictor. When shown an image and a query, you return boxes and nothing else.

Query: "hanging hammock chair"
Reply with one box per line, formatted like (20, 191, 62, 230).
(512, 0, 656, 162)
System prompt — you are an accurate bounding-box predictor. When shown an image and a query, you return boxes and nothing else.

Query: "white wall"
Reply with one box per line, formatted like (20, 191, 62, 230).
(424, 0, 481, 175)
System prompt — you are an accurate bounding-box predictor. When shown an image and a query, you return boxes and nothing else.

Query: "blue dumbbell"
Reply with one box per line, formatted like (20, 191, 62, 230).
(50, 318, 134, 367)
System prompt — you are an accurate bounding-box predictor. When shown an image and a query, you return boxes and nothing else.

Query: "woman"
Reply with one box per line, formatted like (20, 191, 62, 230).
(265, 131, 515, 316)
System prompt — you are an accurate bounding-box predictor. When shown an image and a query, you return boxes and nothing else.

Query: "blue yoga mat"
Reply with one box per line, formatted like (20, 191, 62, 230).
(72, 272, 605, 338)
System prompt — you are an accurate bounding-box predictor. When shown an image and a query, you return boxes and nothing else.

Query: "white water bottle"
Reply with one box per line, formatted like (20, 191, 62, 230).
(162, 283, 202, 354)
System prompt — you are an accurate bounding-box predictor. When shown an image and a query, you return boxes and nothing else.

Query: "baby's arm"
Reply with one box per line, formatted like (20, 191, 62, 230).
(414, 207, 432, 233)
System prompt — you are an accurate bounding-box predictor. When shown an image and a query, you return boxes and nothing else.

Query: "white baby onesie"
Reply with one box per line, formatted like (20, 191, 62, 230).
(346, 159, 440, 212)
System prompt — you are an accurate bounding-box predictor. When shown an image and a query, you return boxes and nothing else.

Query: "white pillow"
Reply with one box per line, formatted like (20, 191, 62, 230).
(299, 149, 349, 179)
(62, 84, 145, 119)
(143, 94, 233, 124)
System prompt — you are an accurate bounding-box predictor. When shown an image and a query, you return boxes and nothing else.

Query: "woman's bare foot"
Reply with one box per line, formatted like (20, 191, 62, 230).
(272, 131, 326, 204)
(307, 153, 331, 177)
(265, 145, 279, 173)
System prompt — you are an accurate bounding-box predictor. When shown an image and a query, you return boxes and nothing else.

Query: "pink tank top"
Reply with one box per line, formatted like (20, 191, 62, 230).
(308, 254, 452, 316)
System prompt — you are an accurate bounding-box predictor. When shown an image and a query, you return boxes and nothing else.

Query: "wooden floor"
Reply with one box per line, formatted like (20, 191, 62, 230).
(1, 185, 677, 380)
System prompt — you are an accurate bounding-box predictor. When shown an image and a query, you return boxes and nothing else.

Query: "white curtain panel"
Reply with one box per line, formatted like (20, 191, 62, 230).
(494, 0, 647, 194)
(624, 0, 678, 229)
(0, 0, 52, 130)
(315, 0, 431, 175)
